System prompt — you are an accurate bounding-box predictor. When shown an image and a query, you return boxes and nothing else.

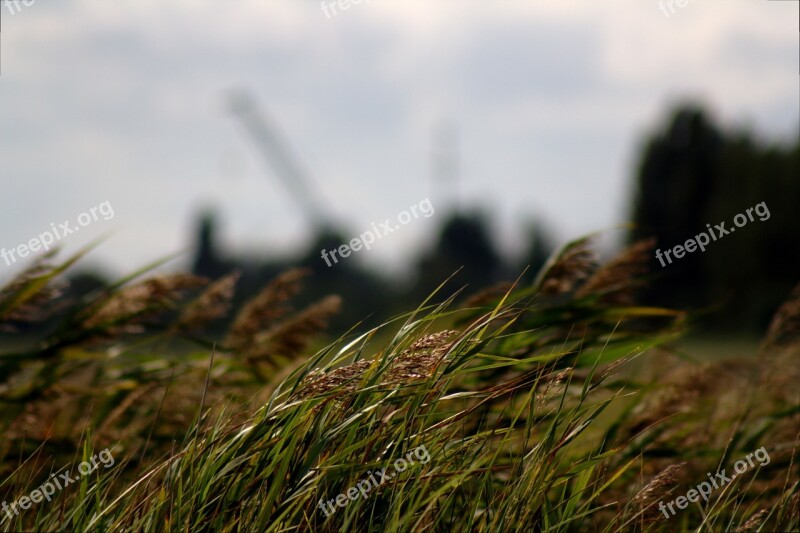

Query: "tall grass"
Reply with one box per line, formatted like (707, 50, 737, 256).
(1, 239, 797, 532)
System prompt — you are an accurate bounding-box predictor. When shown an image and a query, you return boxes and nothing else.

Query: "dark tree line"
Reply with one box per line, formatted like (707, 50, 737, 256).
(631, 104, 800, 331)
(46, 103, 797, 336)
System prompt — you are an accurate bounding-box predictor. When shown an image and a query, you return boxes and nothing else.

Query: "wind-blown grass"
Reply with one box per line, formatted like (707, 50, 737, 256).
(1, 238, 797, 532)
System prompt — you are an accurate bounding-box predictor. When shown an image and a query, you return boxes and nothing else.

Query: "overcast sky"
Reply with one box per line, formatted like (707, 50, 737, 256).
(0, 0, 797, 280)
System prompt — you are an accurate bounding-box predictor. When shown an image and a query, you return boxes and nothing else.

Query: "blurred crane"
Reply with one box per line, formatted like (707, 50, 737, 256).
(227, 89, 334, 234)
(431, 119, 461, 214)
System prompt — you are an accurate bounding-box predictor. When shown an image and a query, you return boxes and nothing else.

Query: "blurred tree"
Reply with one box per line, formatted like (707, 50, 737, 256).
(412, 212, 506, 302)
(188, 212, 396, 331)
(517, 218, 555, 284)
(630, 104, 800, 332)
(192, 211, 232, 280)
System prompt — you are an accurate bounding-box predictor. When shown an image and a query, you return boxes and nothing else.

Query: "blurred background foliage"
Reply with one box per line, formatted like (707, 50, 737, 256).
(11, 104, 795, 338)
(631, 104, 800, 332)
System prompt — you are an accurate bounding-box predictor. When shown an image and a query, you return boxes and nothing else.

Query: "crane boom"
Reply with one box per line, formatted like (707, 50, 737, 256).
(228, 90, 330, 231)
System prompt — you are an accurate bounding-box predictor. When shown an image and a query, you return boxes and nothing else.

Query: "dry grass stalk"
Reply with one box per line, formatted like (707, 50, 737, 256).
(789, 491, 800, 523)
(598, 357, 629, 383)
(295, 330, 460, 399)
(225, 268, 309, 351)
(383, 330, 460, 386)
(82, 274, 206, 332)
(96, 384, 158, 438)
(535, 367, 573, 403)
(624, 363, 725, 441)
(761, 282, 800, 350)
(576, 238, 655, 305)
(737, 508, 768, 532)
(177, 271, 240, 331)
(631, 462, 685, 522)
(294, 359, 373, 399)
(537, 239, 597, 297)
(245, 295, 342, 363)
(0, 250, 66, 325)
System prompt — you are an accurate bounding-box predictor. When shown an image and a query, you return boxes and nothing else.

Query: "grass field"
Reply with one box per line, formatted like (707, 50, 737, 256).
(0, 239, 797, 532)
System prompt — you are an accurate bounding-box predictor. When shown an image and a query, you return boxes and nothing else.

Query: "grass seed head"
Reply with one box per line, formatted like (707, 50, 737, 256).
(576, 237, 655, 305)
(245, 295, 342, 364)
(762, 282, 800, 350)
(0, 250, 66, 325)
(225, 268, 309, 351)
(177, 271, 240, 331)
(383, 329, 460, 386)
(82, 274, 206, 332)
(537, 238, 598, 297)
(737, 508, 768, 532)
(632, 462, 685, 521)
